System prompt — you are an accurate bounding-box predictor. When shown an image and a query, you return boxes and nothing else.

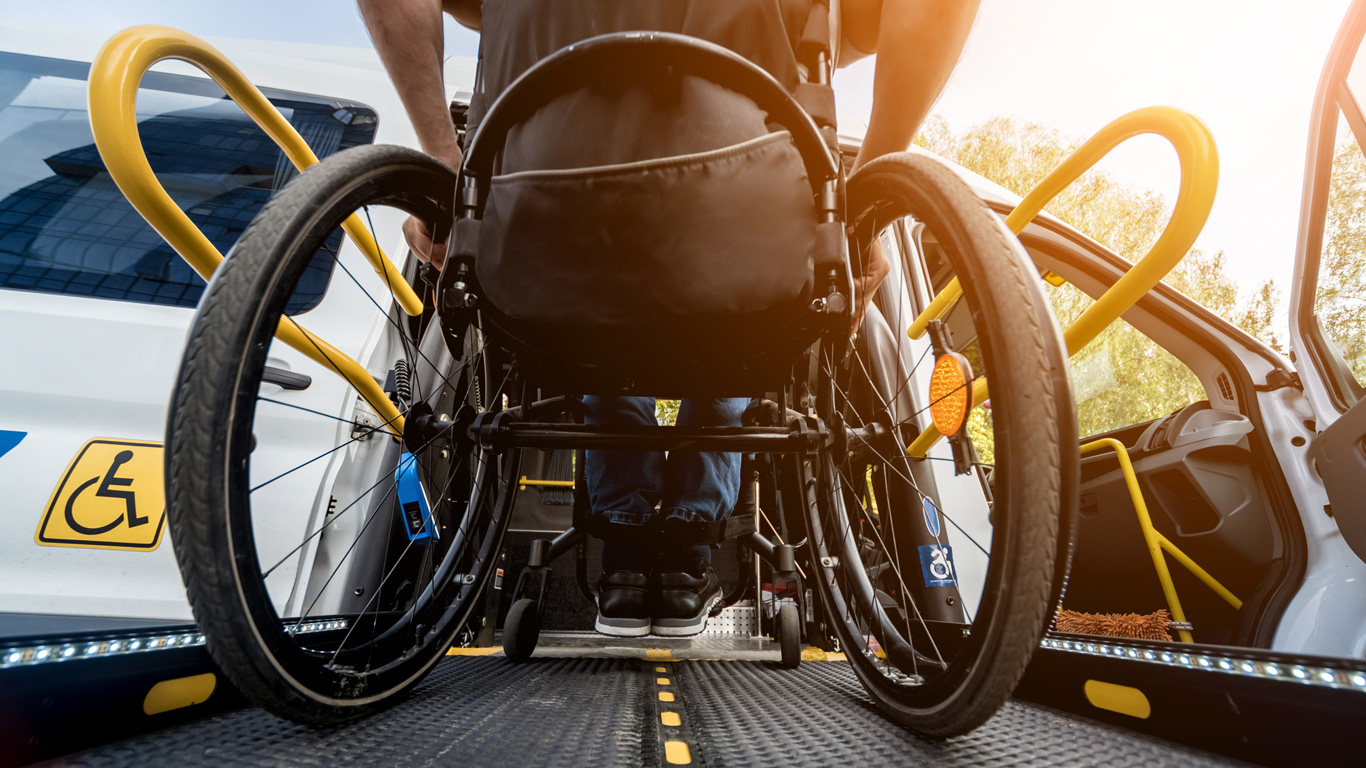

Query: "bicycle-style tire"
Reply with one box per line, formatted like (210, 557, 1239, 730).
(803, 151, 1073, 737)
(166, 145, 519, 724)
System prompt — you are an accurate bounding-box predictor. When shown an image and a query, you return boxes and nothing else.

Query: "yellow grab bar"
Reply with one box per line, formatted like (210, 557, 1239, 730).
(906, 106, 1218, 457)
(517, 477, 575, 491)
(89, 26, 418, 435)
(1079, 438, 1241, 644)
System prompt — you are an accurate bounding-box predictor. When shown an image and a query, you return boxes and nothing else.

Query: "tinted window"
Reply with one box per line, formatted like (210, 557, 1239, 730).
(0, 51, 378, 312)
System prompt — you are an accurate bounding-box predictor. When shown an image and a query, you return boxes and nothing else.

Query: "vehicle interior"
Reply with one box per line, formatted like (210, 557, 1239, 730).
(946, 211, 1309, 651)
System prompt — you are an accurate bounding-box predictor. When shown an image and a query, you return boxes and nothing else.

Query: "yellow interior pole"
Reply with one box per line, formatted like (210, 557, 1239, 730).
(1157, 536, 1243, 611)
(88, 25, 417, 435)
(906, 106, 1218, 458)
(1081, 438, 1193, 643)
(1078, 438, 1244, 643)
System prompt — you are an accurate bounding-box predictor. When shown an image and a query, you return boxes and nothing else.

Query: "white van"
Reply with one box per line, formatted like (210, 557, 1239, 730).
(0, 19, 474, 627)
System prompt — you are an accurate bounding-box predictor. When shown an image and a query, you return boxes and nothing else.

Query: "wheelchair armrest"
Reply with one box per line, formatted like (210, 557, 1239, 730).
(462, 31, 838, 195)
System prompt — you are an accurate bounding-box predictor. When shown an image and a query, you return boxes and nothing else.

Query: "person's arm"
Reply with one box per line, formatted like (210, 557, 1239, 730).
(842, 0, 978, 334)
(852, 0, 979, 172)
(357, 0, 470, 170)
(357, 0, 478, 267)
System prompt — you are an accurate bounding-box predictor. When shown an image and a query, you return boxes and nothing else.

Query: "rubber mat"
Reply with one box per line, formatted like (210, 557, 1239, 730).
(44, 655, 1246, 767)
(676, 660, 1245, 767)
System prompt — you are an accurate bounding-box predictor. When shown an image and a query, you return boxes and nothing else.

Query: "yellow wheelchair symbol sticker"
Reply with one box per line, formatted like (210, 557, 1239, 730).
(36, 439, 166, 551)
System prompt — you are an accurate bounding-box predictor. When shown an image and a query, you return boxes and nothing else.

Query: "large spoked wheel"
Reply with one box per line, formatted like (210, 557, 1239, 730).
(167, 144, 522, 724)
(803, 152, 1075, 737)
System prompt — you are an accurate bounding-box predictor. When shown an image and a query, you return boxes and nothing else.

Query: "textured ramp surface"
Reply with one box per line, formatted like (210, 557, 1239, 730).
(47, 657, 656, 768)
(678, 660, 1244, 768)
(47, 655, 1244, 767)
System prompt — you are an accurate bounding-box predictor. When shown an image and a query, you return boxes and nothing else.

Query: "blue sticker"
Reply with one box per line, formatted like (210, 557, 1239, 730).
(0, 431, 25, 461)
(395, 452, 438, 545)
(917, 545, 956, 587)
(922, 497, 941, 538)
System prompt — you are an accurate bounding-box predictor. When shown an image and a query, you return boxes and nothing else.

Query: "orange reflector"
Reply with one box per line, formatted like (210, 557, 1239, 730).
(928, 353, 974, 437)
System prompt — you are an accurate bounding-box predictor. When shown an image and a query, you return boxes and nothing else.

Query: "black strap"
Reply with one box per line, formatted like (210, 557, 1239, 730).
(811, 221, 844, 269)
(796, 82, 836, 129)
(451, 218, 481, 260)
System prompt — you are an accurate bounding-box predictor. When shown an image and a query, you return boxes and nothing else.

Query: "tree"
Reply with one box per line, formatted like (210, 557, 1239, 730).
(1318, 137, 1366, 381)
(917, 117, 1278, 437)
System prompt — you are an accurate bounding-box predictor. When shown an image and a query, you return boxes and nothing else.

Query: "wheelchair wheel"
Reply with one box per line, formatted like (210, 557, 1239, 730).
(502, 598, 541, 662)
(801, 152, 1074, 737)
(166, 145, 522, 724)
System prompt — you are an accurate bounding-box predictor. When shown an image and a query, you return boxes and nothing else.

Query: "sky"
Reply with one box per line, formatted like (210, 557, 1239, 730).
(3, 0, 1357, 308)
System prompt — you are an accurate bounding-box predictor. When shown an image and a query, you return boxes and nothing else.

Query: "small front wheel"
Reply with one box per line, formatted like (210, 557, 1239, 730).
(503, 598, 541, 662)
(778, 604, 801, 669)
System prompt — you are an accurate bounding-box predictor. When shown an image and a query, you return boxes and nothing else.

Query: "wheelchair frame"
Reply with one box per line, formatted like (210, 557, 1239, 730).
(86, 3, 1224, 736)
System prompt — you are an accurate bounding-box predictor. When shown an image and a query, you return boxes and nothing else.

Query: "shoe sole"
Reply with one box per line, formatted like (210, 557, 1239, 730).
(652, 591, 723, 637)
(595, 615, 651, 637)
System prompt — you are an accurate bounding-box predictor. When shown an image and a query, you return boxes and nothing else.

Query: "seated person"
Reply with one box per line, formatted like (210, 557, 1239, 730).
(358, 0, 980, 636)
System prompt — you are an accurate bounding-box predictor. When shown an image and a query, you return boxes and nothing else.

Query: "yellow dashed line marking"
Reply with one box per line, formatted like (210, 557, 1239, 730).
(664, 740, 692, 765)
(646, 649, 674, 661)
(445, 647, 502, 656)
(655, 666, 668, 673)
(661, 711, 681, 727)
(657, 677, 671, 686)
(659, 691, 675, 702)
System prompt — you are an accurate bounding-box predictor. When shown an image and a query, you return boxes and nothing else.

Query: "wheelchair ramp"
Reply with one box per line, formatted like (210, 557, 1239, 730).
(44, 638, 1246, 768)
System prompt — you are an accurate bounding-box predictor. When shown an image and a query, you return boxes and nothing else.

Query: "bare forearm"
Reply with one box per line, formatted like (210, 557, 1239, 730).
(358, 0, 463, 168)
(854, 0, 979, 170)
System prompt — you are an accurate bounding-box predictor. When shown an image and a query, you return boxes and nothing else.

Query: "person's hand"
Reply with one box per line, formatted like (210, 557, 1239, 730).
(851, 237, 891, 337)
(403, 215, 449, 271)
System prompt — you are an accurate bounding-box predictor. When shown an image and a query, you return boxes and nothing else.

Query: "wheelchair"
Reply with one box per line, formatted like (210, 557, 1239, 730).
(162, 0, 1075, 739)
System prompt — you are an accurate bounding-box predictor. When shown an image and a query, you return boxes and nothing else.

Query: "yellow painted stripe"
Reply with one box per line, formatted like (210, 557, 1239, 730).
(143, 672, 216, 715)
(659, 691, 675, 702)
(655, 666, 668, 673)
(657, 677, 671, 686)
(446, 647, 502, 656)
(661, 711, 682, 727)
(646, 649, 675, 661)
(665, 740, 692, 765)
(1084, 680, 1152, 719)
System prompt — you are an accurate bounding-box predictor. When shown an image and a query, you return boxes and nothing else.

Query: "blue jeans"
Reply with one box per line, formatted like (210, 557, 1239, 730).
(584, 396, 747, 572)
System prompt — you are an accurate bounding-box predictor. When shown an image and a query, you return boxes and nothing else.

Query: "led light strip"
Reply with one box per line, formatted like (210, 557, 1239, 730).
(1041, 637, 1366, 692)
(0, 619, 348, 670)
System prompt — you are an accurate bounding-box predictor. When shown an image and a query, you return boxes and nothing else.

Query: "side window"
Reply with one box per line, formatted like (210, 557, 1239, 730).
(0, 52, 378, 312)
(1049, 282, 1204, 437)
(1313, 116, 1366, 387)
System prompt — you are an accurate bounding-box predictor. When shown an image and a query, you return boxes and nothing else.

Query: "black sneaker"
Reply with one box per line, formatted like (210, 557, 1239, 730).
(595, 571, 651, 637)
(652, 567, 723, 637)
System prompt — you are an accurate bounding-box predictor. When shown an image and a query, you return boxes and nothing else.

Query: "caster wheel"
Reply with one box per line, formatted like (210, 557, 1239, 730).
(779, 604, 801, 669)
(503, 598, 541, 662)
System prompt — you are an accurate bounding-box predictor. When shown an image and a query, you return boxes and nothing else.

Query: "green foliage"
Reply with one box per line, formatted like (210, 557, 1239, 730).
(1316, 137, 1366, 382)
(655, 399, 680, 427)
(916, 116, 1286, 437)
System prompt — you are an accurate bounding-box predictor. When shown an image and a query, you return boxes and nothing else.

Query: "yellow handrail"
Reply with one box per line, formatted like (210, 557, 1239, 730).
(88, 25, 418, 435)
(517, 477, 575, 491)
(906, 106, 1219, 458)
(1078, 438, 1242, 644)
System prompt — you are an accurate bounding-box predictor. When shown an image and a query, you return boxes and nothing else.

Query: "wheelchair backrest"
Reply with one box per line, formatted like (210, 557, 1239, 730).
(460, 0, 845, 396)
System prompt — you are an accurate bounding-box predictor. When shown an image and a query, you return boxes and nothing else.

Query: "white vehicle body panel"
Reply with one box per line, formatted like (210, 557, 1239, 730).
(0, 19, 474, 621)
